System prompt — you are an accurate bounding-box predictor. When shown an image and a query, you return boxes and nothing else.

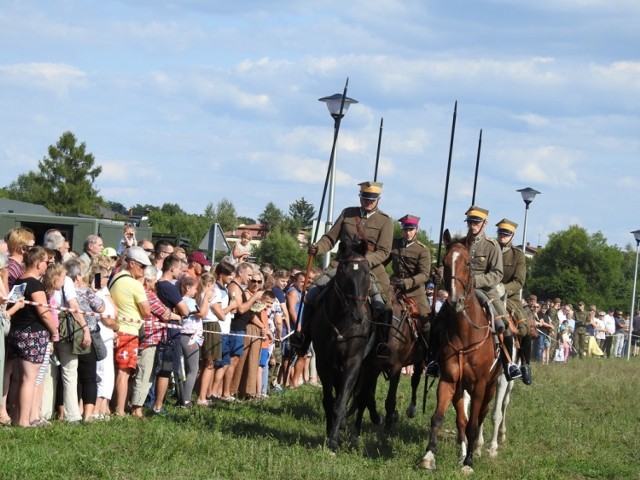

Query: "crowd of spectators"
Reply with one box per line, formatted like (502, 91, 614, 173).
(1, 224, 639, 427)
(523, 295, 639, 363)
(0, 225, 320, 427)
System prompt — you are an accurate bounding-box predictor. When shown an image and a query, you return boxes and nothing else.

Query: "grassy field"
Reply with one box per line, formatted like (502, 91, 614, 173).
(1, 358, 639, 480)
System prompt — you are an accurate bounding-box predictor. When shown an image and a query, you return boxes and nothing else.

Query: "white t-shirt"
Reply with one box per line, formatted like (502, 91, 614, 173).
(53, 276, 77, 307)
(211, 283, 231, 334)
(95, 287, 116, 342)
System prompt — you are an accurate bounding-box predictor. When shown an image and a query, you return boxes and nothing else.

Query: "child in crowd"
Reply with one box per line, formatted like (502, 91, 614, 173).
(209, 262, 237, 400)
(257, 291, 275, 398)
(178, 275, 206, 407)
(560, 320, 572, 363)
(37, 263, 66, 425)
(196, 272, 217, 406)
(117, 224, 137, 255)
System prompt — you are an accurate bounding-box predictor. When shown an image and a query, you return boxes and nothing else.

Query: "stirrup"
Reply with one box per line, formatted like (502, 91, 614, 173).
(376, 343, 391, 359)
(426, 361, 440, 378)
(506, 363, 522, 381)
(521, 364, 532, 385)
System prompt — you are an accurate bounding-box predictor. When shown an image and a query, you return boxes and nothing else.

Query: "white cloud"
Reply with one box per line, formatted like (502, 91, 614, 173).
(0, 63, 86, 96)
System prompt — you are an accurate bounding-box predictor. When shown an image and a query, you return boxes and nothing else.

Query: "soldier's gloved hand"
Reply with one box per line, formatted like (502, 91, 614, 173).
(432, 266, 444, 285)
(308, 244, 318, 256)
(391, 278, 405, 291)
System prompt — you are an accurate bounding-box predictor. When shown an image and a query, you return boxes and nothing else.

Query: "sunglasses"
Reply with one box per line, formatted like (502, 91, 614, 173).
(250, 279, 263, 284)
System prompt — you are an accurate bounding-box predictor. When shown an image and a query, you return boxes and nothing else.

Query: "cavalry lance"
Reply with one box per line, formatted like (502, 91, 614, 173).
(294, 78, 351, 334)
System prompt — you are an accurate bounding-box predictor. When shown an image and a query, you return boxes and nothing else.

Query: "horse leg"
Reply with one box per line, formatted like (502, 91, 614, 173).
(453, 390, 469, 465)
(461, 383, 488, 474)
(406, 361, 422, 418)
(488, 375, 508, 458)
(417, 381, 454, 470)
(384, 372, 400, 431)
(321, 380, 335, 443)
(329, 361, 360, 452)
(498, 381, 513, 445)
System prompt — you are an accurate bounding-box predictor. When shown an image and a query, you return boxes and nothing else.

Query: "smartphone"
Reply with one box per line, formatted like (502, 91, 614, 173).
(94, 272, 102, 289)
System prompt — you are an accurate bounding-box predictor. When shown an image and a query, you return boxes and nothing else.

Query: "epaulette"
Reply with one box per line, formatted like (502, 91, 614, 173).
(416, 240, 428, 249)
(485, 236, 500, 246)
(376, 209, 390, 219)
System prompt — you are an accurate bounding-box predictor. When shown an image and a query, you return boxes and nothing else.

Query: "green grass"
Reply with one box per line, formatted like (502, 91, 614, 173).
(1, 358, 639, 480)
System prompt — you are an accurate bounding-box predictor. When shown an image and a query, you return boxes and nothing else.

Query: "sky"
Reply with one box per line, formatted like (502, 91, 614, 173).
(1, 0, 639, 249)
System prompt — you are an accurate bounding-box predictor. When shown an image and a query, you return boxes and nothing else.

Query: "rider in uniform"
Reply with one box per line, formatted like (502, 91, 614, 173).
(304, 181, 394, 355)
(496, 218, 532, 385)
(426, 206, 522, 381)
(386, 214, 431, 331)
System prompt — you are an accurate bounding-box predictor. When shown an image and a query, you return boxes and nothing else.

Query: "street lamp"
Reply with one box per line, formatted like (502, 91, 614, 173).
(517, 187, 541, 254)
(626, 229, 640, 360)
(318, 93, 359, 269)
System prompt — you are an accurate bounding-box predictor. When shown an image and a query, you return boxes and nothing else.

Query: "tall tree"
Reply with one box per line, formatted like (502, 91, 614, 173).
(214, 198, 238, 232)
(528, 225, 627, 309)
(5, 131, 102, 214)
(253, 229, 309, 269)
(289, 197, 316, 229)
(258, 202, 285, 234)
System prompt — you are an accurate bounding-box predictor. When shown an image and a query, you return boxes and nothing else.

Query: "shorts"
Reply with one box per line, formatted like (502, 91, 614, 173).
(229, 330, 246, 357)
(542, 336, 551, 348)
(9, 326, 50, 364)
(633, 331, 640, 347)
(214, 334, 232, 368)
(114, 332, 139, 371)
(259, 348, 269, 368)
(281, 338, 295, 359)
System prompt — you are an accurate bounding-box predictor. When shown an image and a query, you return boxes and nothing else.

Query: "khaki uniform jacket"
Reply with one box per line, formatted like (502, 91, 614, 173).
(501, 242, 526, 321)
(387, 237, 432, 315)
(469, 232, 503, 291)
(315, 206, 393, 288)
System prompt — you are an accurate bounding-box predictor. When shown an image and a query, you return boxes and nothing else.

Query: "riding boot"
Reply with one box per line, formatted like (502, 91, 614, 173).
(375, 307, 393, 359)
(519, 334, 533, 385)
(502, 334, 522, 381)
(425, 317, 441, 378)
(369, 278, 385, 315)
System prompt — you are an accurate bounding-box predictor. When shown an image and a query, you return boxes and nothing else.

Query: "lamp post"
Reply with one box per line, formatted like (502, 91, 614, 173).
(318, 93, 359, 269)
(626, 230, 640, 360)
(517, 187, 541, 254)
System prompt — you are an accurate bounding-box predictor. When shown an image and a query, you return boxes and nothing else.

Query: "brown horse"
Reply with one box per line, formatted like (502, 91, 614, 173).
(353, 294, 427, 437)
(417, 230, 501, 474)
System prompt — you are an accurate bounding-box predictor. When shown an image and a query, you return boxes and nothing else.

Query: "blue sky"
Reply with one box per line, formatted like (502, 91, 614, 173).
(1, 0, 639, 248)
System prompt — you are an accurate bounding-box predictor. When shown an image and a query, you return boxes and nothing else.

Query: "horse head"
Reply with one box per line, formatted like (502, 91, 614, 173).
(335, 237, 371, 323)
(442, 229, 473, 312)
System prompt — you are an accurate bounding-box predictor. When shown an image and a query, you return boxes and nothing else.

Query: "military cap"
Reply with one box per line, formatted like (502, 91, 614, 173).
(398, 214, 420, 229)
(358, 181, 383, 199)
(528, 294, 538, 302)
(496, 218, 518, 235)
(465, 205, 489, 222)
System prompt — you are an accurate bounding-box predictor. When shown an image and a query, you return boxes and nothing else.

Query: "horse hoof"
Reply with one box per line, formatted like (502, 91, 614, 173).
(416, 451, 436, 470)
(406, 405, 417, 418)
(370, 413, 384, 425)
(488, 448, 498, 459)
(461, 465, 474, 475)
(390, 410, 399, 424)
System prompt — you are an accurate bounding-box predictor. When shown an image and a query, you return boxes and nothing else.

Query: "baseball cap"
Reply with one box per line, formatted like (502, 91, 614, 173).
(188, 251, 211, 267)
(126, 246, 151, 266)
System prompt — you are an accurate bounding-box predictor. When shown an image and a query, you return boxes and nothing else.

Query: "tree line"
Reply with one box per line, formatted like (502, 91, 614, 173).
(1, 132, 637, 311)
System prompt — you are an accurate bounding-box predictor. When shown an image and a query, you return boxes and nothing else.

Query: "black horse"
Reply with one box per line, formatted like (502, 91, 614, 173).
(306, 238, 374, 452)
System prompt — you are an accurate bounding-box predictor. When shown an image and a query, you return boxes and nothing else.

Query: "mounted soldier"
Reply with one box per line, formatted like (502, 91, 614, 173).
(495, 218, 532, 385)
(386, 214, 431, 332)
(426, 206, 522, 381)
(298, 181, 394, 361)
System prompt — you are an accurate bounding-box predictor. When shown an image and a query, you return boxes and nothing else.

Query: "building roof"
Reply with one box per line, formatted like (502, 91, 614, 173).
(0, 198, 52, 216)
